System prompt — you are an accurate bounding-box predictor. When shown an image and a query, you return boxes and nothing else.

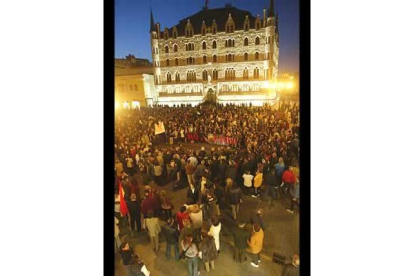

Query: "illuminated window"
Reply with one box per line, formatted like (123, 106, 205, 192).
(212, 69, 218, 80)
(254, 67, 259, 79)
(202, 70, 208, 81)
(243, 68, 249, 80)
(202, 41, 206, 50)
(175, 72, 180, 82)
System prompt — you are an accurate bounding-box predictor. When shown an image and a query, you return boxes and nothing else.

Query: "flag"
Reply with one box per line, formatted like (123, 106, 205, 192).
(119, 180, 129, 216)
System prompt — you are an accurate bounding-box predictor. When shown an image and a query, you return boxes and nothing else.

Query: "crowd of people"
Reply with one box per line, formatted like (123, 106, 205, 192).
(114, 101, 300, 276)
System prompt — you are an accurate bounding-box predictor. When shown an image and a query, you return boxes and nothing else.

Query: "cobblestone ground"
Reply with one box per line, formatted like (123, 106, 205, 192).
(115, 143, 299, 276)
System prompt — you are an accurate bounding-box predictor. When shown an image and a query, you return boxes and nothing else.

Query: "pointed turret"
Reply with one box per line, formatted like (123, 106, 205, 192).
(150, 8, 155, 32)
(268, 0, 275, 17)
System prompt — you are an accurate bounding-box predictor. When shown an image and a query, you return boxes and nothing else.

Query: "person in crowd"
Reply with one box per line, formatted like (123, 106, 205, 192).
(181, 234, 199, 276)
(125, 254, 151, 276)
(185, 160, 196, 187)
(213, 182, 224, 213)
(275, 157, 286, 184)
(127, 193, 142, 234)
(199, 231, 218, 272)
(162, 217, 180, 261)
(115, 217, 121, 252)
(248, 224, 264, 268)
(264, 169, 279, 208)
(140, 191, 156, 219)
(242, 170, 254, 196)
(253, 168, 263, 198)
(281, 166, 296, 196)
(119, 242, 134, 266)
(232, 221, 250, 263)
(251, 209, 266, 231)
(180, 218, 194, 245)
(229, 183, 243, 220)
(195, 159, 206, 184)
(189, 204, 203, 243)
(208, 216, 222, 254)
(287, 177, 300, 214)
(176, 206, 190, 231)
(282, 254, 300, 276)
(225, 160, 237, 183)
(144, 210, 161, 252)
(160, 189, 174, 220)
(153, 160, 163, 186)
(187, 183, 200, 204)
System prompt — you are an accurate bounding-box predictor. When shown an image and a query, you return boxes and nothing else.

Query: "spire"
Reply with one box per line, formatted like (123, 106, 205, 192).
(268, 0, 275, 17)
(276, 11, 279, 32)
(150, 8, 155, 32)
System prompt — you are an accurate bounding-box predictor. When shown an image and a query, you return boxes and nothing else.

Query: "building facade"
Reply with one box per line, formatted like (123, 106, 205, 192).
(115, 57, 155, 108)
(150, 1, 279, 106)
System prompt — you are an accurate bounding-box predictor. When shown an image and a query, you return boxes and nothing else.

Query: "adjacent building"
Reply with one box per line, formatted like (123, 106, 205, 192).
(115, 55, 156, 108)
(150, 0, 280, 106)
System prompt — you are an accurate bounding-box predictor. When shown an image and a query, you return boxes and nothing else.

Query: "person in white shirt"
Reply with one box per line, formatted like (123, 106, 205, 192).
(242, 171, 254, 195)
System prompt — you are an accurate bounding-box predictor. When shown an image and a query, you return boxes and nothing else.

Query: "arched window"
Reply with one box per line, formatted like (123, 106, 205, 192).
(166, 72, 172, 83)
(174, 44, 178, 52)
(213, 55, 217, 63)
(213, 69, 218, 80)
(212, 41, 217, 49)
(202, 70, 208, 81)
(255, 37, 260, 45)
(175, 58, 178, 66)
(134, 84, 138, 91)
(244, 53, 248, 61)
(166, 59, 170, 66)
(202, 41, 206, 50)
(225, 40, 228, 48)
(203, 56, 207, 64)
(255, 52, 259, 60)
(244, 37, 249, 46)
(254, 67, 259, 79)
(243, 68, 249, 80)
(165, 45, 169, 53)
(255, 20, 261, 30)
(154, 47, 158, 54)
(175, 72, 180, 83)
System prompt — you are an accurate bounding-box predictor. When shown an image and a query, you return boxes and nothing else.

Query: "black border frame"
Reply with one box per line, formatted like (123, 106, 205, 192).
(104, 0, 310, 274)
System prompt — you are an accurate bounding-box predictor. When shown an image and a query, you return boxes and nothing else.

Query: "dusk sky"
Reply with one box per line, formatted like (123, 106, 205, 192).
(115, 0, 299, 73)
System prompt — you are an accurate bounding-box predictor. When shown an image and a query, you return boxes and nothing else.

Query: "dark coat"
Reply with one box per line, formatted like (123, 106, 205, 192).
(120, 248, 134, 265)
(225, 165, 237, 181)
(282, 264, 299, 276)
(228, 187, 242, 205)
(162, 224, 179, 244)
(187, 187, 200, 203)
(263, 173, 278, 187)
(127, 200, 141, 217)
(233, 226, 250, 249)
(200, 236, 218, 262)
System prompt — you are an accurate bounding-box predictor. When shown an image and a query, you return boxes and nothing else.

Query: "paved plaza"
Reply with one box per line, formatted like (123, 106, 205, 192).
(115, 147, 299, 276)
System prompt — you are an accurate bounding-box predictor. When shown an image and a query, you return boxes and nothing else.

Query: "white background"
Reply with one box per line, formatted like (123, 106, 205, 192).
(0, 0, 413, 275)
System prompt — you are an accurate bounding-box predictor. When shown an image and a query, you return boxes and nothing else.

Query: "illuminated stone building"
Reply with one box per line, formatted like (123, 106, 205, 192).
(115, 55, 156, 108)
(150, 1, 279, 106)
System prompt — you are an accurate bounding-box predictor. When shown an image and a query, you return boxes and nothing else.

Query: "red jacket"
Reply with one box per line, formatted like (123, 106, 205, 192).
(282, 170, 296, 183)
(176, 212, 190, 231)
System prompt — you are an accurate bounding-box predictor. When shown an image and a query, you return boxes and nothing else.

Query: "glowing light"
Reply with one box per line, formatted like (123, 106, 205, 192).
(131, 101, 140, 109)
(115, 102, 120, 109)
(286, 82, 294, 89)
(123, 101, 130, 109)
